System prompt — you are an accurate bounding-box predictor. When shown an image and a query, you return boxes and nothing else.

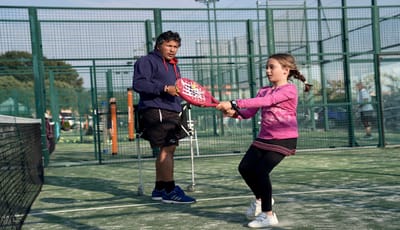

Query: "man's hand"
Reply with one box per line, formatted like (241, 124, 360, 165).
(165, 85, 179, 96)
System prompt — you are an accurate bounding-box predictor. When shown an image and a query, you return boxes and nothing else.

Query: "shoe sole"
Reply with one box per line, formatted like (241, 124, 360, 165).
(162, 199, 196, 204)
(248, 214, 279, 228)
(246, 198, 275, 220)
(248, 222, 278, 228)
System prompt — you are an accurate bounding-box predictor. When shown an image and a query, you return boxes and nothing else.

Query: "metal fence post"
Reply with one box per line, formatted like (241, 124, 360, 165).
(247, 19, 258, 140)
(29, 7, 49, 166)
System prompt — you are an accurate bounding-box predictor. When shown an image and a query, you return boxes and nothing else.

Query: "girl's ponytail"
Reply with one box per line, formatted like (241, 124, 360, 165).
(290, 69, 312, 92)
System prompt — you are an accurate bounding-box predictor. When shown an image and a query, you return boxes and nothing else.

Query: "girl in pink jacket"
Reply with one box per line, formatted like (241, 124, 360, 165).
(216, 53, 311, 228)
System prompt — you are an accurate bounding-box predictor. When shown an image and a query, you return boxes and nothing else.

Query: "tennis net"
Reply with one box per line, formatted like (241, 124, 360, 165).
(0, 115, 44, 230)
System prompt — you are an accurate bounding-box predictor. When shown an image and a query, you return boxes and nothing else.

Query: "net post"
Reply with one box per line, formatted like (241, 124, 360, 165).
(127, 88, 135, 141)
(110, 100, 118, 155)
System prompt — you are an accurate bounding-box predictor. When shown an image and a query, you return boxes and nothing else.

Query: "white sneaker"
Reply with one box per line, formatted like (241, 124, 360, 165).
(248, 212, 279, 228)
(245, 198, 275, 220)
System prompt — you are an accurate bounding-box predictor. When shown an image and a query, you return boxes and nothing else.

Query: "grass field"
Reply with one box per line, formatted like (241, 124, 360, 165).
(23, 145, 400, 229)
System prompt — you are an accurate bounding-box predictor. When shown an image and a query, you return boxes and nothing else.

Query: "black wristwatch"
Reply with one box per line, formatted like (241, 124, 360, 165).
(230, 100, 239, 111)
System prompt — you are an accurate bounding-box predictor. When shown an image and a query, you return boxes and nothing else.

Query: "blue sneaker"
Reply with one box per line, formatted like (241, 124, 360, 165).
(151, 189, 164, 201)
(162, 186, 196, 204)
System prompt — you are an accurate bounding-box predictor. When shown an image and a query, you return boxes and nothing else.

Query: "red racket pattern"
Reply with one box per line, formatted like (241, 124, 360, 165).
(176, 78, 219, 107)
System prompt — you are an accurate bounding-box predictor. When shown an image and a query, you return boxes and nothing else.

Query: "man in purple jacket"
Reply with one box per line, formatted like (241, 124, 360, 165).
(132, 31, 195, 204)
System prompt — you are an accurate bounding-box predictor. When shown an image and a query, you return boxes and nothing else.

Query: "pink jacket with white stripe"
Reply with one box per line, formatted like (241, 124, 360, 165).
(236, 83, 298, 140)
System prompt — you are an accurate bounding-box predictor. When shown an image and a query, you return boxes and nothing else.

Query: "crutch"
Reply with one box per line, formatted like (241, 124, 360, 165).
(136, 133, 144, 195)
(128, 88, 144, 195)
(181, 104, 196, 192)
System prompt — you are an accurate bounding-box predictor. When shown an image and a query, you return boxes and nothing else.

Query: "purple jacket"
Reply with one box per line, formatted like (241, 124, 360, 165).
(132, 50, 182, 112)
(236, 83, 298, 140)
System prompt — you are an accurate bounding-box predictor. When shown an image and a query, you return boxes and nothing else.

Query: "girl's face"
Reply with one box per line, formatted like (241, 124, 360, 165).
(158, 40, 180, 61)
(266, 58, 290, 87)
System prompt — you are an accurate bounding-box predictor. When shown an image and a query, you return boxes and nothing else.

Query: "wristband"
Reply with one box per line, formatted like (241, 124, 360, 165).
(230, 100, 243, 117)
(230, 100, 239, 111)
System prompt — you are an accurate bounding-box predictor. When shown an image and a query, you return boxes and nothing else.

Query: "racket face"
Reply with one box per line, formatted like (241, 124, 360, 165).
(176, 78, 218, 107)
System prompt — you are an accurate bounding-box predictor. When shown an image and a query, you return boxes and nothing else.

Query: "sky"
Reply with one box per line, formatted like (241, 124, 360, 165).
(0, 0, 264, 8)
(1, 0, 398, 89)
(0, 0, 398, 9)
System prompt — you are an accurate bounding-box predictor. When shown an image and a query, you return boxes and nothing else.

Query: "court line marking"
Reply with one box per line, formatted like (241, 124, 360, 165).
(29, 185, 400, 216)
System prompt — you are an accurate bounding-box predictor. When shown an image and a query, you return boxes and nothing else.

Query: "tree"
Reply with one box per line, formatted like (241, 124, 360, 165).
(0, 51, 87, 115)
(0, 51, 33, 82)
(0, 51, 83, 87)
(326, 79, 346, 102)
(44, 59, 83, 88)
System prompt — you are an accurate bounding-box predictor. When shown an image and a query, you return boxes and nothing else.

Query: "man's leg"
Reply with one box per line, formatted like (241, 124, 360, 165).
(152, 145, 176, 200)
(156, 145, 176, 182)
(155, 144, 196, 204)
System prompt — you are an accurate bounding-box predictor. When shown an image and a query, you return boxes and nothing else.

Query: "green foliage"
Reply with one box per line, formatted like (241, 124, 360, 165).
(44, 59, 83, 88)
(0, 50, 87, 114)
(0, 51, 33, 82)
(0, 75, 32, 88)
(0, 50, 83, 87)
(326, 80, 346, 102)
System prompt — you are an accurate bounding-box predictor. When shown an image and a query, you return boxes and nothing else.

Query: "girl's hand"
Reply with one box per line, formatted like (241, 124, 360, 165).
(216, 101, 232, 111)
(223, 109, 237, 117)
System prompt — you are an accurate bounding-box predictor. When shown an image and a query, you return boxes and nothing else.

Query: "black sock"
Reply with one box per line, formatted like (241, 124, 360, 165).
(155, 181, 165, 191)
(165, 181, 176, 193)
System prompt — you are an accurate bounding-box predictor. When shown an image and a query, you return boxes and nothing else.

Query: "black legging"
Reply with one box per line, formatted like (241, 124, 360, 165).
(238, 145, 285, 212)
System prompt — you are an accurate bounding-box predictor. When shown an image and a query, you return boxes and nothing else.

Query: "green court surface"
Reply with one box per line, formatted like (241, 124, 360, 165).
(24, 146, 400, 229)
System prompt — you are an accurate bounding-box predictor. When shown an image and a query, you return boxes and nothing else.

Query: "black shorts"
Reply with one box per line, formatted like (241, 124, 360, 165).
(138, 108, 188, 148)
(360, 111, 373, 127)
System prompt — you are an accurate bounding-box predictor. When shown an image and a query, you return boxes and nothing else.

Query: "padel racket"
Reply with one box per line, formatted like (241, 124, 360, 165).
(176, 78, 219, 107)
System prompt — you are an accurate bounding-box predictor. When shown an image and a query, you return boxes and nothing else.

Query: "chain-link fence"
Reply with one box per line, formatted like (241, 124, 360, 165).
(0, 4, 399, 165)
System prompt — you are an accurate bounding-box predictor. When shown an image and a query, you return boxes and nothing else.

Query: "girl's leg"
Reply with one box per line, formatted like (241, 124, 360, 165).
(258, 151, 284, 212)
(238, 146, 284, 211)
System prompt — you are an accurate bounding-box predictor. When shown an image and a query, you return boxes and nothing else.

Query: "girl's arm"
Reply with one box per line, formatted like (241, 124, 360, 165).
(237, 84, 297, 109)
